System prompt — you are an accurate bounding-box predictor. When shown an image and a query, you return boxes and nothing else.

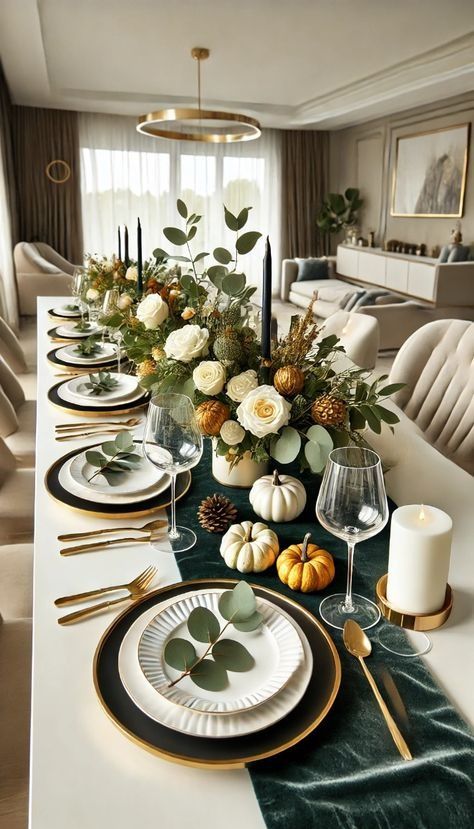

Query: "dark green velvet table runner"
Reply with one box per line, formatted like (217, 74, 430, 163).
(176, 442, 474, 829)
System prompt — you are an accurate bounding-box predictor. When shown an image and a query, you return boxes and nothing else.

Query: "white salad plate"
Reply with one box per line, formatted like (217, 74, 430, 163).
(58, 450, 169, 505)
(57, 379, 143, 408)
(64, 373, 139, 403)
(118, 589, 313, 739)
(55, 322, 101, 338)
(57, 342, 118, 365)
(52, 304, 81, 317)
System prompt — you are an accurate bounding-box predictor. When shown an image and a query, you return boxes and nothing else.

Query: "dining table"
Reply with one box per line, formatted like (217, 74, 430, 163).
(29, 297, 474, 829)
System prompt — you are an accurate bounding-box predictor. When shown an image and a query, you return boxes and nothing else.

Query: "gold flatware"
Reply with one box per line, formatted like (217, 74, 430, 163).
(54, 371, 89, 377)
(56, 428, 133, 441)
(55, 417, 142, 430)
(343, 620, 412, 761)
(58, 518, 167, 542)
(55, 565, 157, 607)
(57, 574, 157, 624)
(60, 531, 166, 556)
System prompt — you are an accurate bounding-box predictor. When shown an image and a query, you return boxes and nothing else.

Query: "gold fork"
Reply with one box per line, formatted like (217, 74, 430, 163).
(55, 565, 157, 606)
(57, 566, 157, 625)
(56, 428, 135, 441)
(60, 530, 167, 556)
(58, 518, 167, 542)
(55, 417, 142, 430)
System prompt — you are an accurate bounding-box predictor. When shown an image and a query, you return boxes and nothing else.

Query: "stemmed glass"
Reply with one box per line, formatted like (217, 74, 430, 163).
(143, 394, 203, 554)
(316, 447, 389, 630)
(101, 289, 123, 370)
(72, 268, 86, 322)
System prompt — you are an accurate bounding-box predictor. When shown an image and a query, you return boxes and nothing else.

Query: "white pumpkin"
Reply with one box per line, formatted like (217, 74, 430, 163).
(249, 470, 307, 522)
(220, 520, 279, 573)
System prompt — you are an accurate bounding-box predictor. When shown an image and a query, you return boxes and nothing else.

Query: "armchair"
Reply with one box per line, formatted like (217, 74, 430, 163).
(13, 242, 78, 315)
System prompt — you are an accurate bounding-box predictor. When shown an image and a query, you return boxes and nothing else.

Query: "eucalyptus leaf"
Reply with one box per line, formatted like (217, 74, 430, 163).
(153, 247, 169, 260)
(190, 658, 228, 692)
(177, 198, 188, 219)
(180, 273, 195, 291)
(212, 639, 255, 672)
(224, 206, 239, 231)
(85, 450, 105, 466)
(222, 273, 246, 296)
(233, 610, 263, 632)
(163, 227, 188, 246)
(213, 247, 233, 265)
(304, 440, 324, 473)
(101, 441, 118, 456)
(187, 225, 197, 242)
(235, 231, 261, 255)
(164, 638, 197, 671)
(115, 431, 135, 451)
(187, 607, 220, 643)
(269, 426, 301, 464)
(237, 207, 250, 229)
(193, 251, 209, 262)
(101, 470, 124, 486)
(218, 581, 256, 623)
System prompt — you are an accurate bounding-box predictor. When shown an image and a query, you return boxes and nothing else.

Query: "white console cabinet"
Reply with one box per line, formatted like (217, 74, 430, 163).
(336, 245, 439, 303)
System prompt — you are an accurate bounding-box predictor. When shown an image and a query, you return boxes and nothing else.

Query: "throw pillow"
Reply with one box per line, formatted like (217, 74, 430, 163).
(447, 245, 470, 263)
(296, 258, 329, 281)
(437, 246, 450, 263)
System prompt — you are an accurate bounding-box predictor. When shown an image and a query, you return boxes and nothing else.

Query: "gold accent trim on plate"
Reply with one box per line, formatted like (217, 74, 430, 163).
(376, 574, 453, 631)
(93, 579, 341, 770)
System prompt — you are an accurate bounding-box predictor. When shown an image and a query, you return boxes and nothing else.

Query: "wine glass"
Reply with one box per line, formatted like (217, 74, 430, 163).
(316, 446, 389, 630)
(101, 289, 123, 371)
(143, 394, 203, 553)
(72, 268, 86, 322)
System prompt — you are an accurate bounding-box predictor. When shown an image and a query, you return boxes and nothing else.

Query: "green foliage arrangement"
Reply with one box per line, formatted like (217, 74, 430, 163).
(164, 582, 262, 692)
(81, 371, 120, 396)
(85, 432, 142, 485)
(73, 337, 102, 357)
(317, 188, 363, 234)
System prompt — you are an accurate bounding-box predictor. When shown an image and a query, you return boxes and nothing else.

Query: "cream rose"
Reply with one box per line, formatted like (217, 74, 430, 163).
(136, 294, 169, 329)
(125, 265, 138, 282)
(85, 288, 99, 301)
(192, 361, 226, 395)
(117, 294, 133, 310)
(226, 369, 258, 403)
(220, 420, 245, 446)
(236, 384, 291, 439)
(164, 325, 209, 363)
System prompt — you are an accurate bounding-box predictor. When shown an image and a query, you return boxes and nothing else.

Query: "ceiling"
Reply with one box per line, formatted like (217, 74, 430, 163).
(1, 0, 473, 129)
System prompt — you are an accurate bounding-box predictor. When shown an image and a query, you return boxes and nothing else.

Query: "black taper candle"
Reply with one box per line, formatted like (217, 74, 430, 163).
(118, 226, 122, 261)
(137, 217, 143, 296)
(124, 226, 129, 267)
(261, 236, 272, 362)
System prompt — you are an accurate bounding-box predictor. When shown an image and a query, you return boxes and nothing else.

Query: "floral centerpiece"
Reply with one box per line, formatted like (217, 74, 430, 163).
(103, 200, 402, 476)
(80, 254, 165, 305)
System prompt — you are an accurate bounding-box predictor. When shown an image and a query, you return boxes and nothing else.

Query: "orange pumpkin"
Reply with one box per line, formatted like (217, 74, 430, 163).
(277, 532, 335, 593)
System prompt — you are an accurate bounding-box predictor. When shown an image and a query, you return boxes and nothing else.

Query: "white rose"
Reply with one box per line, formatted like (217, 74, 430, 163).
(220, 420, 245, 446)
(226, 369, 258, 403)
(136, 294, 169, 329)
(236, 384, 291, 439)
(125, 266, 138, 282)
(192, 361, 226, 395)
(86, 288, 99, 301)
(164, 325, 209, 363)
(117, 294, 133, 310)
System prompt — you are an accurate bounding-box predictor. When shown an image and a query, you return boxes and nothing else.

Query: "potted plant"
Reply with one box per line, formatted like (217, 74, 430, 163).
(317, 188, 363, 242)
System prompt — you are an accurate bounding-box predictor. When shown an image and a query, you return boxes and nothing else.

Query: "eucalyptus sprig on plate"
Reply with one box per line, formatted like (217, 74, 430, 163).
(73, 337, 102, 357)
(82, 371, 120, 396)
(85, 432, 142, 485)
(73, 319, 93, 333)
(164, 582, 263, 692)
(64, 303, 79, 312)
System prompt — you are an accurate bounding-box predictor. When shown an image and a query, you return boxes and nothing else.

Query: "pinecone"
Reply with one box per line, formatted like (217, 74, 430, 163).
(136, 359, 157, 379)
(197, 494, 238, 533)
(311, 395, 347, 426)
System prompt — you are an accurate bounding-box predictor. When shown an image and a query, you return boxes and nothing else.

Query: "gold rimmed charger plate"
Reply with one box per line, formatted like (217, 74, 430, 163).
(47, 380, 146, 417)
(93, 579, 341, 769)
(44, 442, 191, 518)
(47, 347, 119, 374)
(48, 307, 82, 321)
(47, 325, 99, 343)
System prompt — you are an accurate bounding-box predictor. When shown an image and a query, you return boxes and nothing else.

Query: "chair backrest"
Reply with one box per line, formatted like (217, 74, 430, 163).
(0, 436, 16, 485)
(13, 242, 62, 274)
(0, 356, 25, 410)
(389, 319, 474, 474)
(34, 243, 77, 276)
(318, 310, 380, 369)
(0, 317, 27, 373)
(0, 387, 18, 439)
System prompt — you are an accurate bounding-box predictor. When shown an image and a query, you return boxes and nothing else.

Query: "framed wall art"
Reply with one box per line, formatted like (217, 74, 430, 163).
(391, 123, 470, 217)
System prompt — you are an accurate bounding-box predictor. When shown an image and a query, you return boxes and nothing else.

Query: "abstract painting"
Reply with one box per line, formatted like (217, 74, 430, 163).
(391, 123, 470, 217)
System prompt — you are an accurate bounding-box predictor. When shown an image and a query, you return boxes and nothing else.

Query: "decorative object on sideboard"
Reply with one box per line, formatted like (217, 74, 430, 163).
(437, 223, 471, 263)
(317, 188, 364, 237)
(384, 239, 428, 256)
(391, 122, 470, 218)
(368, 231, 375, 248)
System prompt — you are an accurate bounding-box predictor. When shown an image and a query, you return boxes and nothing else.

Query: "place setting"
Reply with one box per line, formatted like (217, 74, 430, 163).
(47, 319, 103, 342)
(48, 369, 150, 416)
(47, 340, 120, 373)
(47, 302, 82, 320)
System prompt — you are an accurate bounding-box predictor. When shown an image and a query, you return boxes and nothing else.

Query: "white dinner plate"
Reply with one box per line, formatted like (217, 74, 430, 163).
(64, 373, 139, 403)
(58, 452, 170, 505)
(57, 379, 143, 408)
(55, 322, 101, 338)
(52, 304, 81, 317)
(67, 446, 163, 497)
(138, 591, 303, 714)
(118, 589, 313, 739)
(57, 342, 118, 365)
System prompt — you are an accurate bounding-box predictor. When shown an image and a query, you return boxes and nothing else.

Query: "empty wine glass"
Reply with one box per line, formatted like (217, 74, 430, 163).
(316, 446, 389, 630)
(72, 268, 86, 322)
(143, 393, 203, 553)
(101, 289, 123, 371)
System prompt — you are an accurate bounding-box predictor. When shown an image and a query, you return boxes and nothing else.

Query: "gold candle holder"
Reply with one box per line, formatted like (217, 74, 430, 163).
(375, 574, 453, 631)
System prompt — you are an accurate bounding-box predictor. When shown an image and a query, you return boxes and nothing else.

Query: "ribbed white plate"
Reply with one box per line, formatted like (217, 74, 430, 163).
(55, 322, 101, 338)
(57, 380, 143, 408)
(52, 304, 81, 317)
(65, 373, 139, 403)
(58, 452, 169, 505)
(57, 342, 117, 365)
(138, 590, 303, 713)
(119, 589, 313, 738)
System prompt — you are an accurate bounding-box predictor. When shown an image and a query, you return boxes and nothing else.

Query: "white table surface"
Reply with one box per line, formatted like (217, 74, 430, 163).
(29, 298, 474, 829)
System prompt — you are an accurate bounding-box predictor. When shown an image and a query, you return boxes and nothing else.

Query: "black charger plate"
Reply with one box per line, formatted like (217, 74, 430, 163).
(48, 306, 82, 320)
(48, 325, 100, 342)
(93, 578, 341, 769)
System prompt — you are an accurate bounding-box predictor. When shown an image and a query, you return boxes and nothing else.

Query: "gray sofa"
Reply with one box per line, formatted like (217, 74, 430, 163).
(281, 249, 474, 350)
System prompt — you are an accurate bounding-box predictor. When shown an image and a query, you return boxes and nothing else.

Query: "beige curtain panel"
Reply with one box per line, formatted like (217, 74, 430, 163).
(281, 130, 329, 260)
(12, 106, 83, 263)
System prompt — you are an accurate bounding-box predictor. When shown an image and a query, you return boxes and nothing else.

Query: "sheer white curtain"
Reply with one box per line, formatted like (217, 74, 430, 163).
(0, 134, 18, 327)
(79, 113, 282, 291)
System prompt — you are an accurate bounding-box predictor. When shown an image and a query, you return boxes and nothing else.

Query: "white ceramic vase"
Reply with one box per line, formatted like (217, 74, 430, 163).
(211, 447, 269, 489)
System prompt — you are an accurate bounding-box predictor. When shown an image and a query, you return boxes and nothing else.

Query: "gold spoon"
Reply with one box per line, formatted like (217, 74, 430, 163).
(343, 620, 413, 761)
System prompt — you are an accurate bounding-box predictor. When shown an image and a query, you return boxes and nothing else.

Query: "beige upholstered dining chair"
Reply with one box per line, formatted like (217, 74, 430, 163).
(388, 319, 474, 475)
(0, 616, 31, 828)
(317, 310, 380, 369)
(13, 242, 76, 315)
(0, 316, 28, 373)
(0, 544, 33, 620)
(0, 357, 36, 467)
(0, 438, 34, 542)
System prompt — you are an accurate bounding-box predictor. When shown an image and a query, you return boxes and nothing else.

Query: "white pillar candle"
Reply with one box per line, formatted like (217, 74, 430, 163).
(386, 505, 452, 614)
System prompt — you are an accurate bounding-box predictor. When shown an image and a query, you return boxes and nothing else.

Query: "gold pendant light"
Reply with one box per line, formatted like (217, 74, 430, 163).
(137, 47, 261, 143)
